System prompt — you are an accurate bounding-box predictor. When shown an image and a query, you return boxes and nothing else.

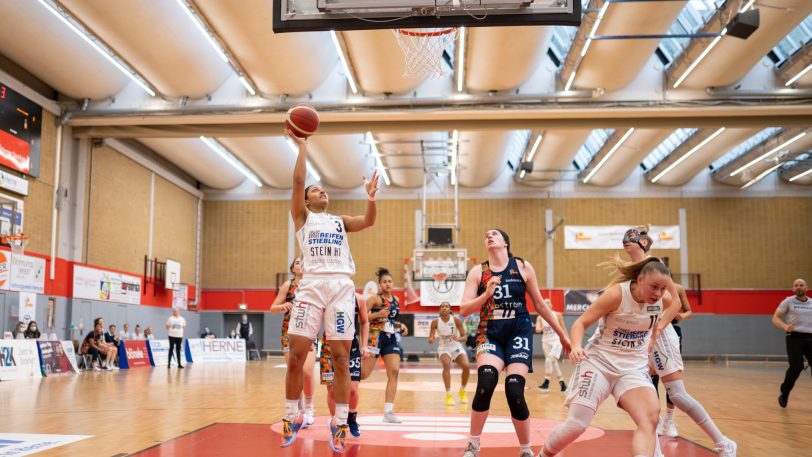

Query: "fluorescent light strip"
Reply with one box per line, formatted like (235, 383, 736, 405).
(519, 170, 526, 179)
(457, 27, 467, 93)
(729, 132, 807, 177)
(785, 62, 812, 87)
(583, 128, 635, 183)
(239, 76, 256, 95)
(450, 130, 459, 186)
(36, 0, 155, 96)
(285, 139, 321, 181)
(580, 2, 610, 58)
(366, 132, 391, 186)
(331, 31, 358, 94)
(673, 28, 727, 89)
(741, 162, 782, 189)
(527, 135, 543, 162)
(200, 137, 262, 187)
(564, 70, 577, 91)
(175, 0, 228, 63)
(740, 0, 756, 12)
(652, 127, 725, 183)
(789, 166, 812, 182)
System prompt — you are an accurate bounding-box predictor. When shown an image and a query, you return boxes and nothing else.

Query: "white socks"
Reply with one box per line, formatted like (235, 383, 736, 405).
(664, 380, 725, 445)
(384, 402, 394, 413)
(285, 399, 300, 421)
(335, 403, 350, 426)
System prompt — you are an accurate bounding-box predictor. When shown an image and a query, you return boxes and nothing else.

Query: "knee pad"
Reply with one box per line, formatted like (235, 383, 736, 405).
(504, 374, 529, 420)
(665, 380, 705, 420)
(543, 405, 592, 455)
(471, 365, 499, 412)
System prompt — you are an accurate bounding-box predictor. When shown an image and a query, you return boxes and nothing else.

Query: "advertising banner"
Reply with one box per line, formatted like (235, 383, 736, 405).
(185, 338, 246, 363)
(120, 340, 151, 369)
(564, 289, 601, 315)
(10, 253, 45, 293)
(147, 339, 170, 367)
(564, 225, 680, 250)
(0, 339, 40, 380)
(73, 265, 141, 304)
(412, 314, 436, 338)
(37, 341, 76, 375)
(18, 291, 36, 325)
(61, 340, 80, 373)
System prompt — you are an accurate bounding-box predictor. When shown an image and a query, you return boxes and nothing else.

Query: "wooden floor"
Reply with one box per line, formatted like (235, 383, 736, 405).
(1, 358, 810, 456)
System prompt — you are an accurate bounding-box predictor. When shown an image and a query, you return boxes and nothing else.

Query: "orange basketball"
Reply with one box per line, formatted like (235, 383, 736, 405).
(285, 104, 320, 138)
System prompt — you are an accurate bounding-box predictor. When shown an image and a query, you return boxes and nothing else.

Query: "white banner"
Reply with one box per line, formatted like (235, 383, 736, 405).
(0, 339, 41, 380)
(564, 225, 681, 250)
(72, 265, 141, 304)
(186, 338, 246, 363)
(172, 284, 188, 310)
(148, 339, 170, 367)
(0, 249, 9, 290)
(18, 291, 36, 325)
(10, 253, 45, 293)
(61, 340, 80, 373)
(0, 433, 90, 456)
(419, 280, 465, 307)
(413, 314, 436, 338)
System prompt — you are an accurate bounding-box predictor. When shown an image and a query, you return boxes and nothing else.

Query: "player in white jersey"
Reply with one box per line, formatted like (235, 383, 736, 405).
(281, 131, 377, 454)
(428, 301, 470, 406)
(535, 303, 567, 392)
(539, 258, 678, 457)
(622, 227, 737, 457)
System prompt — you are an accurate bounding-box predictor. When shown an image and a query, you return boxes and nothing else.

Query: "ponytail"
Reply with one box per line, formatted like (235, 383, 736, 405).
(601, 255, 670, 289)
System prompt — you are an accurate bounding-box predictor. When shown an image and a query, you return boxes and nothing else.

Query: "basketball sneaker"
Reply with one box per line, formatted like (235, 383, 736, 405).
(559, 380, 567, 392)
(778, 393, 788, 408)
(538, 379, 550, 392)
(519, 450, 533, 457)
(458, 388, 468, 404)
(445, 393, 456, 406)
(302, 409, 315, 429)
(663, 415, 678, 437)
(280, 414, 303, 448)
(714, 438, 737, 457)
(462, 442, 480, 457)
(329, 419, 349, 454)
(348, 419, 361, 438)
(382, 411, 402, 423)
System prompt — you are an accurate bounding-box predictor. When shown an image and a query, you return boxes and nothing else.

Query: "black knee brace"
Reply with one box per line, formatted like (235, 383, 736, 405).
(471, 365, 499, 412)
(505, 374, 529, 421)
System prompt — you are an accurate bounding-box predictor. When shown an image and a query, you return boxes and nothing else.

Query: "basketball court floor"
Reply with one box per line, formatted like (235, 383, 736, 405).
(2, 359, 809, 456)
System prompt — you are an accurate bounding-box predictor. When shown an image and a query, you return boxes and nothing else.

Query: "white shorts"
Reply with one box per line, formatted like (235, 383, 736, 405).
(543, 339, 562, 360)
(565, 359, 654, 412)
(649, 324, 684, 377)
(438, 343, 467, 360)
(288, 276, 357, 341)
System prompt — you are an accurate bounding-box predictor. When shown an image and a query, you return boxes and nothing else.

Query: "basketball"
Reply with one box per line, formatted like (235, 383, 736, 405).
(285, 104, 320, 138)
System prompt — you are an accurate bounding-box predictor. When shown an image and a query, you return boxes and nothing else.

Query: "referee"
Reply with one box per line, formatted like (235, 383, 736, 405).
(772, 278, 812, 408)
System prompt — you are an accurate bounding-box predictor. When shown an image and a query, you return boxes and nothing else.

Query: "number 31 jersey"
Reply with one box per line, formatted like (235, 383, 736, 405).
(296, 211, 355, 276)
(478, 257, 529, 322)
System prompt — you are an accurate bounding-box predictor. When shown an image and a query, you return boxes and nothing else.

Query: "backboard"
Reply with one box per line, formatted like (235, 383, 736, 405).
(165, 259, 181, 290)
(273, 0, 581, 33)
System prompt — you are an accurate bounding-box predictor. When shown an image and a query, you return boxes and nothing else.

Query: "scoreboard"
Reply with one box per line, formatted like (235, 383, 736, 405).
(0, 82, 42, 176)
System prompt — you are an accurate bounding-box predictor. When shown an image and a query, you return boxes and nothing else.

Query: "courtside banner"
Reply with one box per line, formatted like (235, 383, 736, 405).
(147, 339, 170, 367)
(72, 264, 141, 304)
(37, 341, 76, 375)
(121, 340, 150, 368)
(0, 340, 41, 380)
(564, 289, 601, 315)
(413, 314, 436, 338)
(186, 338, 246, 363)
(61, 340, 80, 372)
(564, 225, 680, 250)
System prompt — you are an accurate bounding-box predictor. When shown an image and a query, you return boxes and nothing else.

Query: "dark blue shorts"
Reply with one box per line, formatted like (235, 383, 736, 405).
(476, 317, 534, 372)
(378, 332, 401, 358)
(349, 337, 361, 382)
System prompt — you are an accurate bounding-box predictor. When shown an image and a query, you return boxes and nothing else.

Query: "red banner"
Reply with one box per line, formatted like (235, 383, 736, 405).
(122, 340, 151, 368)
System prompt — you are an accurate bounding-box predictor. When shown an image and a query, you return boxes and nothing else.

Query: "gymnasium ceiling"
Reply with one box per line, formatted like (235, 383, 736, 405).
(1, 0, 812, 198)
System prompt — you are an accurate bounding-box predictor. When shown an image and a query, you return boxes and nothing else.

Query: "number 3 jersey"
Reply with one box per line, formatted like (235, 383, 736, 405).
(585, 280, 663, 374)
(296, 211, 355, 276)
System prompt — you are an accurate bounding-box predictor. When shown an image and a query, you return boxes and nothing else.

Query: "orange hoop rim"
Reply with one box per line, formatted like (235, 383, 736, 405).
(2, 234, 29, 243)
(395, 27, 458, 37)
(432, 272, 449, 281)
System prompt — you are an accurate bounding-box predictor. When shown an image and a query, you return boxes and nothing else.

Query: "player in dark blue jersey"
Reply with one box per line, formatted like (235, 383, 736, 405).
(459, 229, 571, 457)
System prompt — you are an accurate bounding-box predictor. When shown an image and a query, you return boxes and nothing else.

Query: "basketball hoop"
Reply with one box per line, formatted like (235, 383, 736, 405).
(393, 27, 458, 78)
(2, 234, 30, 258)
(432, 272, 451, 294)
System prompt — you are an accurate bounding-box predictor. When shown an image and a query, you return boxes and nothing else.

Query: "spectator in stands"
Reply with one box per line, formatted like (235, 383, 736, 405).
(24, 321, 41, 340)
(81, 320, 116, 371)
(200, 327, 213, 338)
(165, 308, 185, 368)
(236, 314, 253, 343)
(119, 323, 132, 340)
(13, 321, 26, 339)
(228, 329, 238, 339)
(145, 326, 155, 340)
(105, 324, 121, 347)
(133, 324, 144, 340)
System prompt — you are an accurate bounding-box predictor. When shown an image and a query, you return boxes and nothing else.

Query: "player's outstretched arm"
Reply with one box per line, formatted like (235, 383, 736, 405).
(343, 170, 380, 232)
(288, 131, 309, 230)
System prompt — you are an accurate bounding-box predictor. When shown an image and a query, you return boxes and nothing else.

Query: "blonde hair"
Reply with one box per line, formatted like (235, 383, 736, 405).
(601, 255, 670, 289)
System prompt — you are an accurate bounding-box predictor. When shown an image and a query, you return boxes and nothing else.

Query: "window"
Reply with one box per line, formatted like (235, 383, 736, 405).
(640, 128, 698, 171)
(548, 0, 592, 67)
(573, 129, 615, 170)
(709, 128, 781, 171)
(770, 14, 812, 67)
(657, 0, 725, 66)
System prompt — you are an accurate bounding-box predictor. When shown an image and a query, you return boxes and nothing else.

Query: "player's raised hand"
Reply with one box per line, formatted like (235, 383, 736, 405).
(364, 170, 380, 200)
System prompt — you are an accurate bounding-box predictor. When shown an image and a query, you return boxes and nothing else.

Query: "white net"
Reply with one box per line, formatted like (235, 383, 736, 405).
(393, 28, 458, 79)
(6, 236, 29, 258)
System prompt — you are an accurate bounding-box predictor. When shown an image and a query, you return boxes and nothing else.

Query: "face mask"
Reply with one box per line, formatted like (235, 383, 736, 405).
(31, 327, 37, 332)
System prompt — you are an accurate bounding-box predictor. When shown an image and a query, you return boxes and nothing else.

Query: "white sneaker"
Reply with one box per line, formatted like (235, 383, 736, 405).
(714, 438, 737, 457)
(382, 411, 402, 423)
(663, 415, 678, 438)
(656, 417, 664, 436)
(302, 410, 315, 429)
(462, 442, 479, 457)
(92, 366, 101, 372)
(104, 365, 113, 371)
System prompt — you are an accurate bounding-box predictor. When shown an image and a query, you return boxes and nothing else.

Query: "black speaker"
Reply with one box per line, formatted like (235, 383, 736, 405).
(726, 9, 759, 40)
(427, 227, 453, 246)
